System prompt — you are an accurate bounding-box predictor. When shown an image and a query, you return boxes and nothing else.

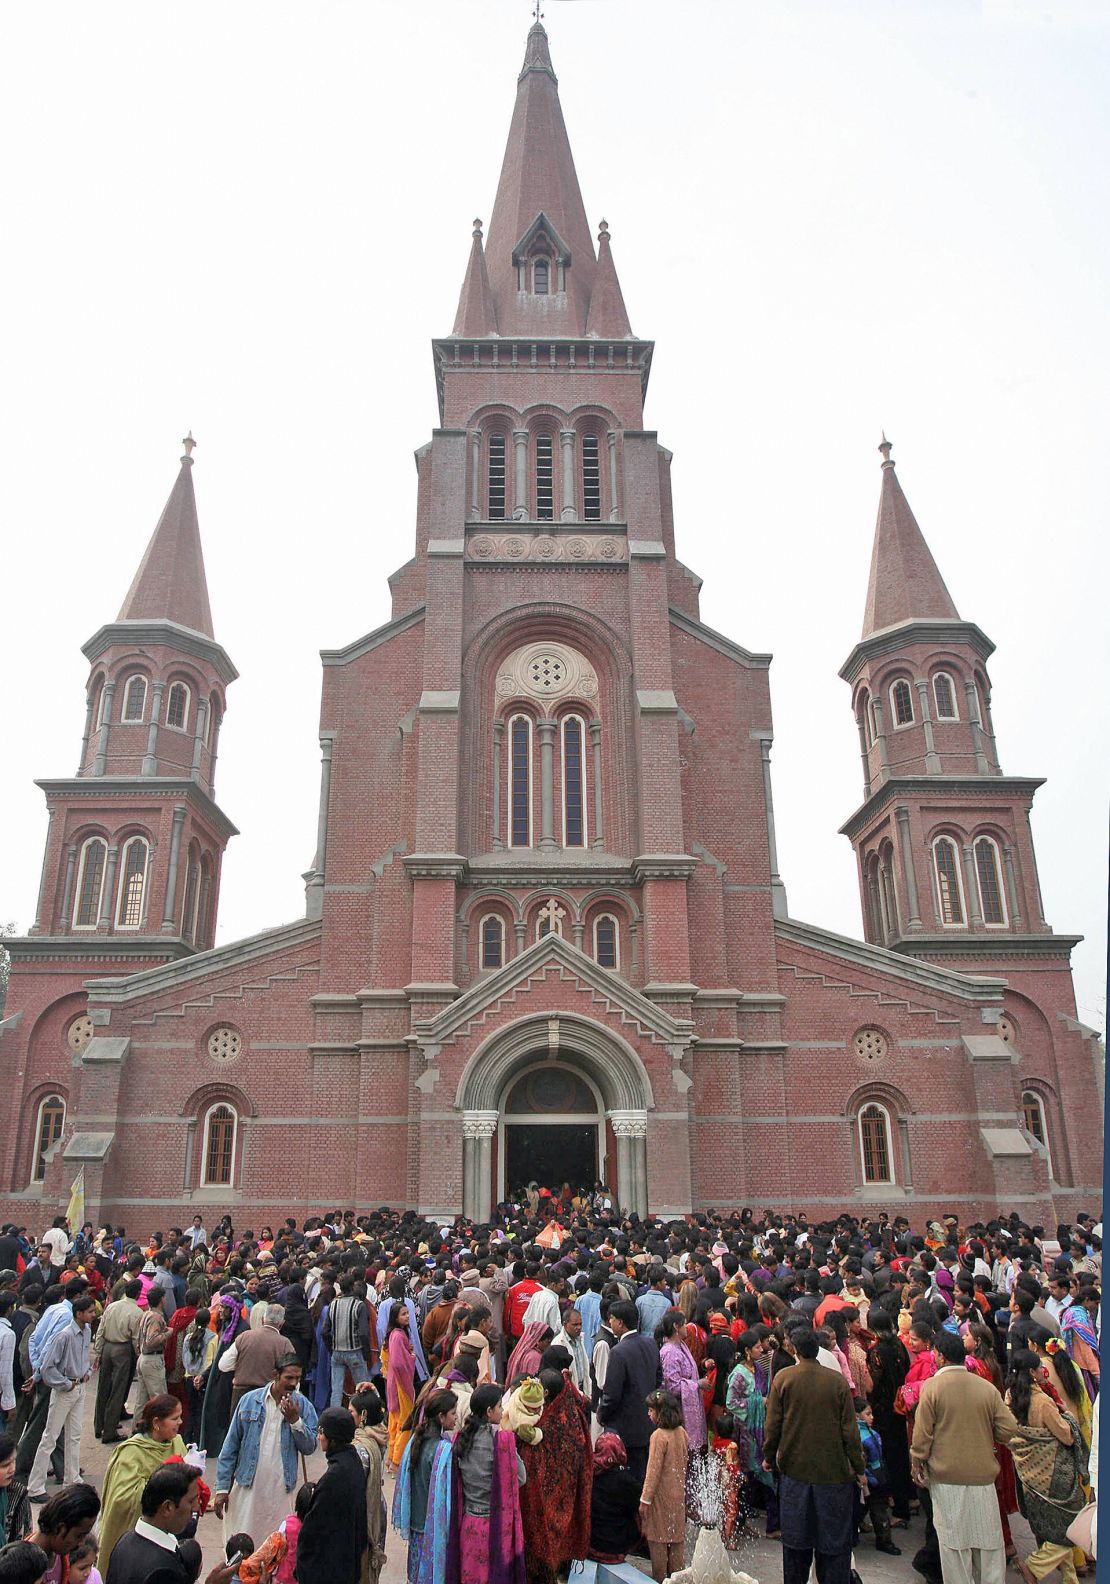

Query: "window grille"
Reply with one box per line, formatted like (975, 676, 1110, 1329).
(974, 838, 1005, 924)
(535, 434, 554, 520)
(534, 259, 549, 294)
(166, 683, 189, 730)
(480, 915, 505, 969)
(891, 680, 914, 726)
(34, 1097, 65, 1182)
(123, 676, 147, 722)
(595, 915, 618, 969)
(74, 839, 106, 928)
(117, 839, 147, 928)
(204, 1106, 235, 1184)
(562, 716, 585, 847)
(933, 673, 957, 719)
(510, 716, 531, 847)
(487, 433, 507, 519)
(860, 1104, 892, 1183)
(934, 838, 963, 925)
(582, 435, 601, 520)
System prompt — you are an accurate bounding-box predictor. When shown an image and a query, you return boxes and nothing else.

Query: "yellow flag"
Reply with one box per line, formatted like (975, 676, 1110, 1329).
(66, 1167, 85, 1232)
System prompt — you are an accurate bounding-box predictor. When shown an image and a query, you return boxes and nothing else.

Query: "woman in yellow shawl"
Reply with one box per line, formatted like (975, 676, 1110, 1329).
(97, 1394, 187, 1566)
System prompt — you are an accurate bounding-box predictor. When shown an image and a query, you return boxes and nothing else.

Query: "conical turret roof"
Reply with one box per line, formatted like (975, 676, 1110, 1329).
(117, 436, 214, 639)
(862, 439, 959, 638)
(453, 219, 498, 336)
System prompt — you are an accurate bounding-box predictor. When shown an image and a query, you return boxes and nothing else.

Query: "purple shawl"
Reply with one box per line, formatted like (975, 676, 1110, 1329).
(447, 1426, 525, 1584)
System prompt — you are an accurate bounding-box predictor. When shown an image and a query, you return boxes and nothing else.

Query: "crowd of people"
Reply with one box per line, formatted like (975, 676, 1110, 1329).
(0, 1193, 1098, 1584)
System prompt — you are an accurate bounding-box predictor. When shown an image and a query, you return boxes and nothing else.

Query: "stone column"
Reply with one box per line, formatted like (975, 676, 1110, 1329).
(470, 430, 481, 520)
(31, 809, 56, 933)
(1002, 844, 1023, 928)
(514, 920, 527, 955)
(142, 681, 165, 776)
(60, 842, 78, 933)
(161, 804, 187, 932)
(572, 919, 585, 949)
(208, 713, 222, 796)
(895, 806, 923, 929)
(961, 842, 984, 926)
(609, 1111, 649, 1216)
(559, 429, 576, 520)
(92, 681, 116, 777)
(77, 692, 96, 776)
(491, 720, 504, 849)
(856, 715, 871, 799)
(512, 430, 529, 519)
(607, 432, 620, 520)
(462, 1111, 499, 1222)
(870, 695, 890, 780)
(306, 734, 335, 919)
(914, 679, 941, 773)
(97, 844, 120, 931)
(866, 868, 883, 942)
(538, 718, 557, 849)
(757, 737, 789, 920)
(190, 698, 209, 778)
(964, 679, 989, 774)
(981, 688, 1001, 772)
(589, 720, 604, 848)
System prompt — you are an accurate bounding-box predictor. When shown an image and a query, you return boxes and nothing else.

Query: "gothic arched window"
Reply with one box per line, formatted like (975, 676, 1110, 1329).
(34, 1094, 66, 1182)
(166, 682, 190, 731)
(122, 674, 147, 723)
(974, 837, 1007, 926)
(561, 714, 586, 847)
(890, 679, 914, 727)
(487, 431, 507, 520)
(594, 913, 619, 969)
(933, 836, 965, 926)
(878, 843, 899, 941)
(859, 1102, 894, 1184)
(479, 914, 505, 970)
(509, 715, 533, 848)
(202, 1103, 236, 1186)
(933, 672, 958, 720)
(73, 837, 107, 929)
(533, 258, 549, 295)
(115, 836, 149, 929)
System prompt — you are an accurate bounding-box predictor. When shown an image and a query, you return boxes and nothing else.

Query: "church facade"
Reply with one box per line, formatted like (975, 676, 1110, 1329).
(2, 25, 1102, 1226)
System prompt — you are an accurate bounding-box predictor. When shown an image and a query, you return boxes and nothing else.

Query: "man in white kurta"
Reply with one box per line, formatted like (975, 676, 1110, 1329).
(214, 1357, 318, 1548)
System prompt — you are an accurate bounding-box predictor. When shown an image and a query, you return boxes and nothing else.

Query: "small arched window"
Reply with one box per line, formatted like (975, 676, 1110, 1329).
(878, 846, 899, 941)
(33, 1095, 66, 1182)
(1021, 1090, 1053, 1176)
(479, 914, 505, 970)
(594, 914, 619, 970)
(90, 680, 105, 729)
(857, 691, 872, 747)
(73, 837, 107, 929)
(534, 433, 554, 520)
(581, 434, 602, 521)
(859, 1102, 894, 1184)
(196, 860, 213, 951)
(890, 679, 914, 727)
(508, 715, 532, 848)
(181, 849, 201, 944)
(933, 836, 965, 926)
(974, 837, 1007, 926)
(932, 673, 958, 720)
(202, 1103, 236, 1186)
(166, 682, 190, 731)
(122, 675, 147, 723)
(561, 715, 586, 848)
(487, 432, 507, 520)
(115, 836, 149, 929)
(533, 258, 549, 295)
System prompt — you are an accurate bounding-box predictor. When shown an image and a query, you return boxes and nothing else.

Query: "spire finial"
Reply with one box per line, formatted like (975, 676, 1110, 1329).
(182, 431, 196, 464)
(598, 218, 610, 243)
(472, 218, 483, 241)
(532, 0, 543, 22)
(878, 432, 894, 468)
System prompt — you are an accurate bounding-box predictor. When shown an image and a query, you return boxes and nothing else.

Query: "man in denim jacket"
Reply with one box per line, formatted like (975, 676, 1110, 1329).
(214, 1354, 318, 1548)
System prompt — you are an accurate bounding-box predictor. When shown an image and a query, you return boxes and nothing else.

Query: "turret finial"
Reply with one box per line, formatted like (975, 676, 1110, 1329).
(598, 218, 610, 243)
(182, 431, 197, 464)
(532, 0, 543, 22)
(879, 432, 894, 468)
(473, 218, 483, 240)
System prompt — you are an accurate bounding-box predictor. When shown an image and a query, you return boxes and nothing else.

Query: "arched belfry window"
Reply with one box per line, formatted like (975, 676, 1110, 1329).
(933, 672, 958, 720)
(73, 837, 107, 929)
(974, 837, 1006, 925)
(122, 675, 147, 723)
(933, 836, 965, 926)
(581, 434, 602, 521)
(533, 258, 549, 295)
(594, 913, 619, 969)
(534, 433, 555, 520)
(33, 1095, 66, 1182)
(479, 914, 506, 970)
(890, 679, 914, 727)
(166, 682, 190, 731)
(181, 844, 201, 943)
(115, 836, 149, 929)
(508, 715, 533, 848)
(487, 431, 507, 520)
(859, 1102, 894, 1184)
(561, 715, 586, 847)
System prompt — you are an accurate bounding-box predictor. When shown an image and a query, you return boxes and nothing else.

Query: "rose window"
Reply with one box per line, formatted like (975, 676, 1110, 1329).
(207, 1027, 242, 1062)
(854, 1027, 889, 1062)
(67, 1016, 94, 1053)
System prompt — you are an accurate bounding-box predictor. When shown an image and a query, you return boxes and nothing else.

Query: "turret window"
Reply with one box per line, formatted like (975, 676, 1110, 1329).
(932, 672, 958, 720)
(533, 258, 549, 295)
(115, 837, 149, 929)
(166, 682, 190, 731)
(933, 836, 965, 926)
(181, 847, 201, 943)
(890, 680, 914, 727)
(487, 432, 507, 520)
(479, 914, 505, 970)
(73, 837, 107, 929)
(582, 435, 602, 520)
(561, 715, 586, 847)
(122, 675, 147, 723)
(509, 715, 533, 848)
(594, 914, 619, 970)
(974, 837, 1007, 925)
(535, 433, 554, 520)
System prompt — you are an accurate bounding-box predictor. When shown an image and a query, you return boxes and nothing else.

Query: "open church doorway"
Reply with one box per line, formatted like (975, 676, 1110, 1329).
(498, 1061, 606, 1202)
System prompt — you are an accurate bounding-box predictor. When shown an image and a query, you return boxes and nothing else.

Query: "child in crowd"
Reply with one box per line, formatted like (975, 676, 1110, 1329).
(66, 1538, 101, 1584)
(239, 1483, 316, 1584)
(178, 1540, 204, 1584)
(853, 1397, 901, 1556)
(0, 1542, 50, 1584)
(709, 1410, 744, 1549)
(640, 1389, 689, 1583)
(225, 1531, 256, 1581)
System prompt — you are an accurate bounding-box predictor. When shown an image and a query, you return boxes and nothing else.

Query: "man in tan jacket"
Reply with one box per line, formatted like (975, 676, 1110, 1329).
(910, 1329, 1018, 1584)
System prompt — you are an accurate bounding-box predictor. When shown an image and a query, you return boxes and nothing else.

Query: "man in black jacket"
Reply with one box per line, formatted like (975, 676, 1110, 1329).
(597, 1299, 661, 1491)
(296, 1406, 369, 1584)
(105, 1463, 199, 1583)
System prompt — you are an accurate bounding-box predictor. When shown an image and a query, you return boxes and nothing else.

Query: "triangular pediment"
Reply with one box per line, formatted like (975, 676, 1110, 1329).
(511, 211, 572, 267)
(414, 931, 693, 1050)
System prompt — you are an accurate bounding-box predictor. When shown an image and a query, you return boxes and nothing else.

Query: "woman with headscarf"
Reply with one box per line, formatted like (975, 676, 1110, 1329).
(309, 1280, 336, 1415)
(1006, 1349, 1089, 1584)
(98, 1393, 189, 1565)
(726, 1330, 777, 1537)
(587, 1432, 640, 1563)
(393, 1388, 457, 1584)
(448, 1382, 526, 1584)
(1061, 1288, 1100, 1402)
(385, 1304, 418, 1472)
(163, 1285, 200, 1414)
(657, 1309, 707, 1451)
(518, 1369, 592, 1584)
(279, 1283, 315, 1374)
(504, 1323, 552, 1385)
(199, 1289, 247, 1457)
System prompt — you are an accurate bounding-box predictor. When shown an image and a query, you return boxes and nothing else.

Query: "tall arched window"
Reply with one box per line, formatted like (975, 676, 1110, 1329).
(487, 432, 507, 520)
(890, 679, 914, 727)
(33, 1095, 66, 1182)
(594, 914, 619, 970)
(933, 837, 965, 926)
(166, 682, 190, 731)
(115, 837, 149, 929)
(181, 846, 201, 943)
(479, 914, 505, 970)
(122, 675, 147, 722)
(197, 860, 213, 951)
(932, 672, 958, 720)
(859, 1102, 894, 1184)
(534, 433, 554, 520)
(202, 1103, 236, 1186)
(508, 715, 532, 848)
(73, 837, 107, 929)
(581, 434, 602, 520)
(974, 837, 1006, 925)
(878, 843, 899, 941)
(1020, 1090, 1052, 1175)
(857, 691, 872, 747)
(533, 258, 549, 295)
(561, 714, 586, 847)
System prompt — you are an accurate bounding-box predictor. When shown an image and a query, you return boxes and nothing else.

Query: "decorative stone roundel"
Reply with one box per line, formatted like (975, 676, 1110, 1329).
(854, 1026, 889, 1062)
(67, 1015, 94, 1053)
(496, 641, 599, 704)
(996, 1015, 1015, 1046)
(207, 1026, 243, 1062)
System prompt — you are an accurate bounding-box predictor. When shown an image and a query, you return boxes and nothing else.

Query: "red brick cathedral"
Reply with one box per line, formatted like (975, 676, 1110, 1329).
(3, 24, 1101, 1227)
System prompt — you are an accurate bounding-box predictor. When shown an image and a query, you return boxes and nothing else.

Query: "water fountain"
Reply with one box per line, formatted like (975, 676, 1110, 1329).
(664, 1454, 759, 1584)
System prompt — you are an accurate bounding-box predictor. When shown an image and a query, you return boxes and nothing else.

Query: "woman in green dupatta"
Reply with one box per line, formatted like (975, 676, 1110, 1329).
(1005, 1351, 1088, 1584)
(97, 1394, 187, 1566)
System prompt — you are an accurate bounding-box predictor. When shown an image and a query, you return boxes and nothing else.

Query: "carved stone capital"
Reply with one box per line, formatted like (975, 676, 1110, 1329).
(607, 1109, 648, 1138)
(462, 1109, 500, 1140)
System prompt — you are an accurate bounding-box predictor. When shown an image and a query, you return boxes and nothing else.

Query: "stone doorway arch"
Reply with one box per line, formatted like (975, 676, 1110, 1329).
(455, 1013, 653, 1222)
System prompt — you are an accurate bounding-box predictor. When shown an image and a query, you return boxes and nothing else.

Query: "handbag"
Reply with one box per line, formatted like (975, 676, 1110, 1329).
(1065, 1501, 1095, 1558)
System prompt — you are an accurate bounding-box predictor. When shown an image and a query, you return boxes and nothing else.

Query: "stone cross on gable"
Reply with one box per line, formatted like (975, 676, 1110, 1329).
(538, 896, 565, 934)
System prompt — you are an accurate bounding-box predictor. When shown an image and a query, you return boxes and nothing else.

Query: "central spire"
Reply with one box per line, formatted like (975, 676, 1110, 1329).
(482, 21, 599, 336)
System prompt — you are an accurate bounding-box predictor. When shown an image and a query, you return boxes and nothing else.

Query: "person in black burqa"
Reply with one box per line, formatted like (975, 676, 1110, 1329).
(294, 1406, 369, 1584)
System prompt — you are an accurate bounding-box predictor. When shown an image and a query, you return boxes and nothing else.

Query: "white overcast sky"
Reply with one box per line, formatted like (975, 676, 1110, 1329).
(1, 0, 1106, 1031)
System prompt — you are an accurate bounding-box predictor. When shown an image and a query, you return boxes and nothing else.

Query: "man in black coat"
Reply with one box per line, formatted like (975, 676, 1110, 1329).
(295, 1406, 369, 1583)
(596, 1299, 661, 1491)
(105, 1463, 199, 1584)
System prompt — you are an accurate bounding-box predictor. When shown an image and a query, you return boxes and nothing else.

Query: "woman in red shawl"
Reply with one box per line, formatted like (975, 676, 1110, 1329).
(505, 1323, 553, 1384)
(163, 1286, 201, 1413)
(518, 1369, 592, 1584)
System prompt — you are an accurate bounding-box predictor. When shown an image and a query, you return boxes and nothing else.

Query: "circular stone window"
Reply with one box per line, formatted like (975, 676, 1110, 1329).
(207, 1026, 242, 1062)
(854, 1027, 889, 1062)
(67, 1015, 94, 1053)
(527, 654, 567, 692)
(996, 1015, 1015, 1045)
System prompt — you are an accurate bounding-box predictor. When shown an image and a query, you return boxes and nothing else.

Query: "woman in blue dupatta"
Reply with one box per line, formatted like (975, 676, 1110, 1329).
(394, 1387, 457, 1584)
(310, 1282, 336, 1415)
(726, 1330, 778, 1537)
(1061, 1288, 1100, 1402)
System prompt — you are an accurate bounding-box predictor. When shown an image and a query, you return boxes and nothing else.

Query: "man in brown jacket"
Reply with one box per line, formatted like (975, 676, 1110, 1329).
(763, 1327, 866, 1584)
(910, 1329, 1018, 1584)
(216, 1305, 293, 1407)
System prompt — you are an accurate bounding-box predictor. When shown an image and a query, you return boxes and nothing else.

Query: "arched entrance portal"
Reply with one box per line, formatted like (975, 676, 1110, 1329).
(456, 1014, 653, 1222)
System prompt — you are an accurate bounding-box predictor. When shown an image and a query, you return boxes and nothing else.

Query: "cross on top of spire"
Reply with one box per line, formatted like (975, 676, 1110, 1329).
(532, 0, 543, 22)
(182, 431, 197, 463)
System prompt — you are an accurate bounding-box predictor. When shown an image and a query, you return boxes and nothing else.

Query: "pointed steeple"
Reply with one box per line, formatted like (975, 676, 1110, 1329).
(585, 219, 633, 338)
(117, 435, 215, 639)
(483, 21, 597, 336)
(452, 219, 498, 337)
(861, 438, 959, 638)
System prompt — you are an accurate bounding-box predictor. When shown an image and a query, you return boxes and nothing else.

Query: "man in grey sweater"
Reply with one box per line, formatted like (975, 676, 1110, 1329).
(26, 1293, 94, 1497)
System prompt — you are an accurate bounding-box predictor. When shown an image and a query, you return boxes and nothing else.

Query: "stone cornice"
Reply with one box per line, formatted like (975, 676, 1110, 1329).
(891, 934, 1083, 964)
(86, 918, 321, 1004)
(403, 854, 468, 881)
(320, 604, 426, 667)
(466, 851, 633, 887)
(776, 917, 1007, 1004)
(667, 608, 772, 671)
(431, 338, 654, 420)
(36, 777, 239, 843)
(82, 619, 238, 685)
(839, 618, 995, 684)
(631, 854, 697, 883)
(838, 775, 1046, 840)
(3, 937, 194, 968)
